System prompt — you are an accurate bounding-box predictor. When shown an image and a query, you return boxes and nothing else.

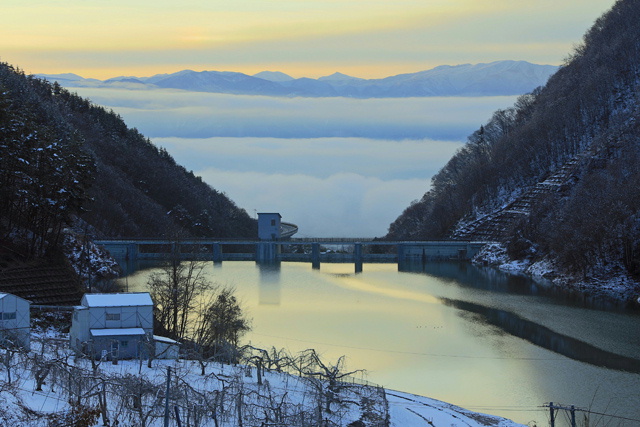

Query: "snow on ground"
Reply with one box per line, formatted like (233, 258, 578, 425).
(386, 390, 524, 427)
(1, 326, 525, 426)
(8, 359, 524, 426)
(62, 230, 121, 281)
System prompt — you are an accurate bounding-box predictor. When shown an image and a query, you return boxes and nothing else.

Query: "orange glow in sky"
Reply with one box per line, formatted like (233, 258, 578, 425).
(1, 0, 615, 79)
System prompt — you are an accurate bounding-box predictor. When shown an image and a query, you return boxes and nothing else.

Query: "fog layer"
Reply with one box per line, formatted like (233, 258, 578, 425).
(72, 87, 517, 236)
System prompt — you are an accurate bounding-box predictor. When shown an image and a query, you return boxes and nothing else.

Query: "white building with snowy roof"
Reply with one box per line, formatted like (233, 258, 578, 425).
(0, 293, 30, 349)
(70, 292, 178, 360)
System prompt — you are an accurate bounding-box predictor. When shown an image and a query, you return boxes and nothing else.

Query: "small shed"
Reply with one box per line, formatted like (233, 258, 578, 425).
(258, 213, 282, 240)
(154, 335, 180, 359)
(0, 293, 30, 349)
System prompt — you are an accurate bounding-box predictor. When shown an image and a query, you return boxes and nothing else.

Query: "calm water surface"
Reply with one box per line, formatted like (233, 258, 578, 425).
(119, 261, 640, 426)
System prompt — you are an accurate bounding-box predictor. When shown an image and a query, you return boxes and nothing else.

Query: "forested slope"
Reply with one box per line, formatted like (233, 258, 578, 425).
(387, 0, 640, 297)
(0, 62, 256, 262)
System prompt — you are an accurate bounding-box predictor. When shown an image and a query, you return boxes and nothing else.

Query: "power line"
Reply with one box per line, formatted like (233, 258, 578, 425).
(463, 406, 546, 412)
(252, 331, 568, 361)
(582, 409, 640, 423)
(543, 403, 640, 426)
(387, 402, 544, 413)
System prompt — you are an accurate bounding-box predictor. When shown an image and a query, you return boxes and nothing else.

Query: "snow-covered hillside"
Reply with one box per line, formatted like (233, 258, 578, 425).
(1, 323, 524, 426)
(387, 0, 640, 304)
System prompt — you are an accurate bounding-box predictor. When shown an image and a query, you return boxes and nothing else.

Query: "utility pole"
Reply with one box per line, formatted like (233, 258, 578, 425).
(164, 366, 171, 427)
(545, 402, 577, 427)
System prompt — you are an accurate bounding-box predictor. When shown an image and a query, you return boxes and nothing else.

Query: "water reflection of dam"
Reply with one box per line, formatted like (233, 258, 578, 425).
(258, 263, 281, 306)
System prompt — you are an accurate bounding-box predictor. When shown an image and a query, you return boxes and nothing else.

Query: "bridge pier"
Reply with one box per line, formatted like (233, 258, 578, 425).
(354, 243, 363, 273)
(256, 242, 279, 264)
(126, 243, 138, 261)
(212, 243, 223, 264)
(397, 243, 407, 270)
(311, 243, 320, 269)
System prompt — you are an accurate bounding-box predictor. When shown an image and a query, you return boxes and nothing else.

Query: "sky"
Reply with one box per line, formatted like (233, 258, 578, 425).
(1, 0, 618, 237)
(2, 0, 615, 80)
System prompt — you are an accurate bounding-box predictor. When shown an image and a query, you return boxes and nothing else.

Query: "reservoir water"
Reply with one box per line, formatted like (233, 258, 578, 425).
(119, 260, 640, 426)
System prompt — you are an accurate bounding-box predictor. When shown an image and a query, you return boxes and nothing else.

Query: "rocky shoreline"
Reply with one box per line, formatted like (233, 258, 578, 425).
(474, 243, 640, 310)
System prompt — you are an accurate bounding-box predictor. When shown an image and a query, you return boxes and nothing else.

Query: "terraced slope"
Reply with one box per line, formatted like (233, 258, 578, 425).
(450, 154, 585, 242)
(0, 260, 84, 306)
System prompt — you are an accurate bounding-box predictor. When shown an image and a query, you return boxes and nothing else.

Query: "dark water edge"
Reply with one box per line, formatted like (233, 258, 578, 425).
(439, 297, 640, 373)
(399, 260, 640, 313)
(395, 261, 640, 372)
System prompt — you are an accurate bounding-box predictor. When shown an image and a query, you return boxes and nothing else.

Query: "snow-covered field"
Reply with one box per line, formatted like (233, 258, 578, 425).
(386, 391, 523, 427)
(0, 324, 524, 426)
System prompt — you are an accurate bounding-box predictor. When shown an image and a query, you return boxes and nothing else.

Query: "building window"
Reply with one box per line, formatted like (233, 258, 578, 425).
(106, 313, 120, 321)
(271, 219, 276, 226)
(1, 312, 16, 320)
(121, 340, 129, 348)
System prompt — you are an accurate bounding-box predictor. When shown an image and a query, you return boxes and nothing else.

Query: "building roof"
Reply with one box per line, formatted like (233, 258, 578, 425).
(154, 335, 180, 345)
(83, 293, 153, 308)
(0, 292, 31, 304)
(90, 328, 146, 337)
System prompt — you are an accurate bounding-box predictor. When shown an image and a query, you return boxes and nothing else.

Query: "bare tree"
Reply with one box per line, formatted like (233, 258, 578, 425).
(31, 354, 57, 392)
(0, 333, 26, 385)
(189, 286, 251, 364)
(113, 373, 164, 427)
(248, 346, 293, 373)
(148, 244, 212, 340)
(298, 350, 365, 416)
(242, 345, 294, 386)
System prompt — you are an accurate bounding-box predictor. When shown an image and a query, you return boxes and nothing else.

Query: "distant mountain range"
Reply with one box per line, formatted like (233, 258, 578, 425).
(37, 60, 558, 98)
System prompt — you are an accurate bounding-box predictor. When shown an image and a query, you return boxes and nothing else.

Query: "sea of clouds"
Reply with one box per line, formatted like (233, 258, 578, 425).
(73, 87, 517, 237)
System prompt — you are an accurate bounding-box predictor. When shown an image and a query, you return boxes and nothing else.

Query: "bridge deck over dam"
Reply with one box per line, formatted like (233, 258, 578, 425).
(96, 239, 490, 273)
